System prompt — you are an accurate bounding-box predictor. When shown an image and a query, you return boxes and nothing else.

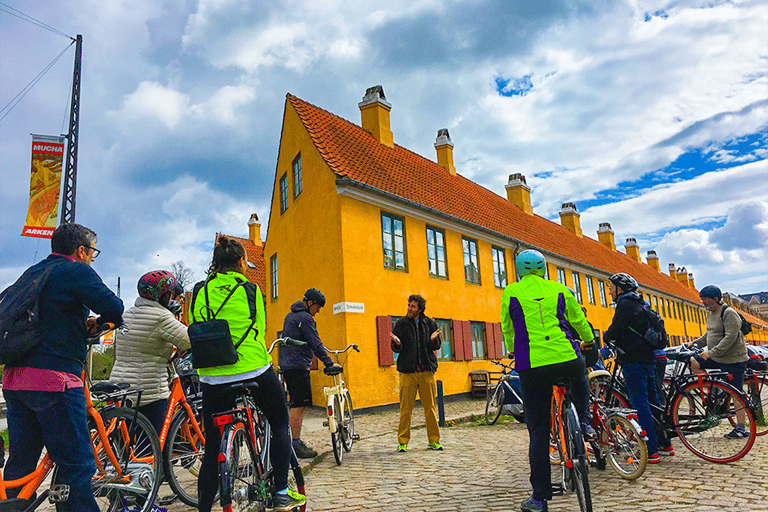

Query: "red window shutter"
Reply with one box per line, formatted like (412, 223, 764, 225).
(377, 316, 394, 366)
(452, 320, 465, 361)
(484, 322, 495, 359)
(493, 323, 504, 360)
(310, 355, 318, 370)
(462, 321, 473, 360)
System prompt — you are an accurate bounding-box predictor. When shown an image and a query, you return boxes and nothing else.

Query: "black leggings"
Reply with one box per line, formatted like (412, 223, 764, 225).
(197, 369, 291, 512)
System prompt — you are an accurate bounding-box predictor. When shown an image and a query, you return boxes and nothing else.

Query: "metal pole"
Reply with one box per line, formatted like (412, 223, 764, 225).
(437, 379, 445, 427)
(61, 34, 82, 224)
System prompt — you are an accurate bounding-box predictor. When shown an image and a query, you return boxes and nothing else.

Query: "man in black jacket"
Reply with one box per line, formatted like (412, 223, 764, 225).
(389, 294, 442, 452)
(604, 273, 668, 464)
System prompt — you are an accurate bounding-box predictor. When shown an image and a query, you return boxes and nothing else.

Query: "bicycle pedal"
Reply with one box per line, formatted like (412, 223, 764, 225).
(48, 484, 70, 503)
(551, 483, 565, 496)
(352, 434, 361, 440)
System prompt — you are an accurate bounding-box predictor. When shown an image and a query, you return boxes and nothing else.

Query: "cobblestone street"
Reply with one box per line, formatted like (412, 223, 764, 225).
(163, 397, 768, 511)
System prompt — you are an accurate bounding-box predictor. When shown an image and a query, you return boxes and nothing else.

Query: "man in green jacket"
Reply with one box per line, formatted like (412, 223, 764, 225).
(500, 250, 594, 512)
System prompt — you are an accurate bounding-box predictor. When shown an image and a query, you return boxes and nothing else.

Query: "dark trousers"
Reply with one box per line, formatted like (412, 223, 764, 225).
(138, 398, 168, 436)
(518, 357, 586, 501)
(623, 363, 663, 454)
(197, 369, 292, 512)
(3, 387, 98, 512)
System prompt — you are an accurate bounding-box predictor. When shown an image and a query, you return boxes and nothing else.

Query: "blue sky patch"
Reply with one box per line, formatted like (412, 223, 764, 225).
(496, 75, 533, 97)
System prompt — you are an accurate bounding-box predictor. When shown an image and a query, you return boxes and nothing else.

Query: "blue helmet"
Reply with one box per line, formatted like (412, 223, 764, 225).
(516, 249, 546, 277)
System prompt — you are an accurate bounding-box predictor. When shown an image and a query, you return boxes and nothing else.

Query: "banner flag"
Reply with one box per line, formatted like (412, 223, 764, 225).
(22, 134, 66, 238)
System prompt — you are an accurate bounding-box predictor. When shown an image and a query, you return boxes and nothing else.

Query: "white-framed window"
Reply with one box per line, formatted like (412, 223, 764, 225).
(270, 254, 278, 300)
(572, 271, 583, 303)
(492, 246, 507, 288)
(292, 154, 302, 198)
(463, 237, 480, 284)
(586, 276, 595, 305)
(435, 318, 452, 360)
(470, 321, 485, 359)
(426, 226, 447, 278)
(556, 267, 567, 286)
(382, 212, 406, 271)
(598, 280, 608, 307)
(279, 173, 288, 213)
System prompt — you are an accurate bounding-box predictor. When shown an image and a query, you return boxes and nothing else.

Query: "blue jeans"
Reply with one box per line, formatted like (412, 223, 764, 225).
(3, 387, 98, 512)
(623, 363, 662, 455)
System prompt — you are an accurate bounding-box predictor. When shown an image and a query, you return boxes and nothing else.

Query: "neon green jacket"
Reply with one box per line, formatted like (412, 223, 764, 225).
(189, 271, 268, 377)
(500, 274, 593, 371)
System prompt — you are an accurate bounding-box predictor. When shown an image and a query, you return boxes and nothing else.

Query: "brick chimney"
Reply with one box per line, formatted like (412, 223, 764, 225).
(647, 250, 660, 272)
(559, 203, 583, 237)
(358, 85, 393, 148)
(676, 267, 689, 285)
(434, 129, 456, 175)
(248, 214, 262, 246)
(688, 273, 695, 289)
(625, 238, 641, 262)
(668, 263, 677, 280)
(597, 223, 616, 251)
(505, 173, 533, 215)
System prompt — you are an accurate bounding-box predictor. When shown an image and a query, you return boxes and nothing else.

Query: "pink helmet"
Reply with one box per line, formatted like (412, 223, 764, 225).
(137, 270, 176, 302)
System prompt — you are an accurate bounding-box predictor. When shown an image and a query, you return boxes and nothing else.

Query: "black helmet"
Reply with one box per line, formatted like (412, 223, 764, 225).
(699, 285, 722, 300)
(303, 288, 326, 307)
(609, 272, 638, 292)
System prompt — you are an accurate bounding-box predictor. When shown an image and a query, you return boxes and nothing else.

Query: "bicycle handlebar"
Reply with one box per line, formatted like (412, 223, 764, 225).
(267, 337, 308, 354)
(327, 344, 360, 355)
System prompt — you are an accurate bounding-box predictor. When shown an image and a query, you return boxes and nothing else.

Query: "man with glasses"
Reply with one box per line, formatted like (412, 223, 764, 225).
(1, 223, 123, 511)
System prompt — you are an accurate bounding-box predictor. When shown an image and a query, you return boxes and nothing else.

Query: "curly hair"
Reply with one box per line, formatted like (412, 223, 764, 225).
(408, 294, 426, 313)
(208, 235, 246, 275)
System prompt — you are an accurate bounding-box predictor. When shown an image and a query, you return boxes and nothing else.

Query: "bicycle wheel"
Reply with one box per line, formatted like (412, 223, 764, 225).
(672, 379, 756, 463)
(164, 406, 215, 507)
(485, 383, 504, 425)
(71, 406, 161, 512)
(331, 396, 344, 465)
(601, 414, 647, 480)
(745, 374, 768, 436)
(565, 404, 593, 512)
(219, 423, 260, 512)
(607, 388, 630, 409)
(341, 390, 355, 452)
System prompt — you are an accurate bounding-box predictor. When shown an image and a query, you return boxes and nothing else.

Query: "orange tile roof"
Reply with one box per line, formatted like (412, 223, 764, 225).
(214, 233, 267, 293)
(286, 93, 702, 304)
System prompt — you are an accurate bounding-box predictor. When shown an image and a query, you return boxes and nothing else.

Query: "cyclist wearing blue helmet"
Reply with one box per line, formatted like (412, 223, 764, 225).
(500, 250, 594, 512)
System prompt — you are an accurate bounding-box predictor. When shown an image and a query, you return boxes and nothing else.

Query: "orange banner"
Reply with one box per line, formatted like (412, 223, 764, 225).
(22, 135, 66, 238)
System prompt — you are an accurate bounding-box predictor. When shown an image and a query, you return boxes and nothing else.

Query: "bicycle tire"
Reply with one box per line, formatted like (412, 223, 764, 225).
(672, 378, 756, 463)
(485, 384, 504, 425)
(219, 422, 260, 512)
(565, 404, 593, 512)
(69, 406, 161, 512)
(164, 406, 215, 507)
(601, 414, 647, 480)
(331, 395, 344, 465)
(549, 394, 563, 466)
(606, 388, 630, 409)
(341, 390, 355, 452)
(745, 374, 768, 436)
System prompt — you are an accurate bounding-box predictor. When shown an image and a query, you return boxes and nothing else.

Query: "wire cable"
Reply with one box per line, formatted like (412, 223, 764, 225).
(0, 40, 74, 123)
(0, 2, 73, 40)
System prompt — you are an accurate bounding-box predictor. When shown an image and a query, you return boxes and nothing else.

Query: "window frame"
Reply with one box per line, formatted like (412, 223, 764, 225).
(598, 280, 608, 307)
(491, 246, 507, 289)
(279, 173, 288, 213)
(292, 153, 302, 198)
(556, 267, 567, 286)
(435, 318, 453, 361)
(270, 254, 278, 300)
(572, 271, 583, 304)
(381, 212, 407, 272)
(425, 225, 448, 279)
(586, 276, 595, 305)
(469, 321, 486, 359)
(462, 236, 481, 285)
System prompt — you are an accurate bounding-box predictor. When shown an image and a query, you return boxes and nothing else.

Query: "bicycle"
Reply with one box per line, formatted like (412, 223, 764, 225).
(215, 337, 307, 512)
(322, 344, 361, 465)
(549, 382, 592, 512)
(743, 368, 768, 436)
(0, 322, 163, 512)
(484, 360, 524, 425)
(602, 343, 757, 463)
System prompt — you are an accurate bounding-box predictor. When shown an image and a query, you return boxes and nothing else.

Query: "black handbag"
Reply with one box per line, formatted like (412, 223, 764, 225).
(188, 279, 256, 369)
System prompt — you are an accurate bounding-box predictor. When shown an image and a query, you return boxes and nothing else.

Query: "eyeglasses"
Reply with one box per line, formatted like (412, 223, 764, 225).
(84, 246, 100, 259)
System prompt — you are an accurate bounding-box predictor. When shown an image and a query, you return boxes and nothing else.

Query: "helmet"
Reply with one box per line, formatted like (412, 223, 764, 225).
(515, 250, 546, 277)
(609, 273, 638, 292)
(172, 282, 184, 298)
(699, 285, 722, 300)
(167, 300, 183, 316)
(137, 270, 177, 302)
(303, 288, 326, 307)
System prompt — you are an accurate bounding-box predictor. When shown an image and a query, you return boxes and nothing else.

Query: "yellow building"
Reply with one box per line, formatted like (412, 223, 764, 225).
(262, 86, 768, 409)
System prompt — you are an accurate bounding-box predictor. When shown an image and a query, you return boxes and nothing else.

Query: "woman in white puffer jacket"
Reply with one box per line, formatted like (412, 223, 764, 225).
(110, 270, 190, 434)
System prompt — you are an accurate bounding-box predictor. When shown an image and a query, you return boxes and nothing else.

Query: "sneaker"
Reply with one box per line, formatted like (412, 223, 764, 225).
(582, 424, 597, 441)
(724, 427, 749, 439)
(658, 445, 675, 456)
(648, 452, 661, 464)
(427, 441, 443, 451)
(292, 440, 318, 459)
(272, 489, 306, 511)
(397, 443, 407, 452)
(521, 496, 548, 512)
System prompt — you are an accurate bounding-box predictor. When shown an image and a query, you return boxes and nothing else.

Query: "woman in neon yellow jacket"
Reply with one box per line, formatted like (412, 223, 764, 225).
(190, 236, 304, 512)
(500, 250, 593, 512)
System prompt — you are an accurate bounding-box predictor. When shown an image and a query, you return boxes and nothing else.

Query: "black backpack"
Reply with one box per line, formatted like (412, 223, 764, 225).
(721, 306, 752, 336)
(629, 301, 669, 350)
(0, 259, 63, 365)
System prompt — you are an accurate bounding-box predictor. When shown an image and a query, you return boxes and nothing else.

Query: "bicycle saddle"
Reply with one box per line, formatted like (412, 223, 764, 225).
(324, 366, 343, 376)
(217, 377, 260, 393)
(90, 381, 131, 395)
(667, 351, 696, 362)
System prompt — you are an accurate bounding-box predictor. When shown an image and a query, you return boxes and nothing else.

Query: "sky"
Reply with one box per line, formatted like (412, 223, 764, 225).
(1, 0, 766, 308)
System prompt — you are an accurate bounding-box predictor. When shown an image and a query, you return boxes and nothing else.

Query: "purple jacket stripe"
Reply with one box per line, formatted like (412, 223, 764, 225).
(556, 293, 582, 357)
(509, 297, 531, 371)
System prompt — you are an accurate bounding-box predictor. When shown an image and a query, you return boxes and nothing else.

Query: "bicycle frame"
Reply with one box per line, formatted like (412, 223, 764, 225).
(157, 358, 204, 450)
(323, 344, 358, 435)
